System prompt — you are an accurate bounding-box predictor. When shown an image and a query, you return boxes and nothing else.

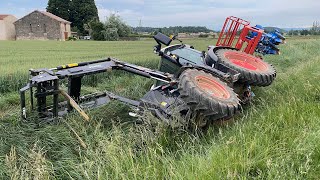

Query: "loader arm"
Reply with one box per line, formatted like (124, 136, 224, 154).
(20, 57, 177, 120)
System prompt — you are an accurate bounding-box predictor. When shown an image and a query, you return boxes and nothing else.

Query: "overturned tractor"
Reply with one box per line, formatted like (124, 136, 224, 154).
(20, 16, 285, 128)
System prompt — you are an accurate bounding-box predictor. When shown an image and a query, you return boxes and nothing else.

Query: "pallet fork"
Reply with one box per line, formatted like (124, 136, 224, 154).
(216, 16, 264, 55)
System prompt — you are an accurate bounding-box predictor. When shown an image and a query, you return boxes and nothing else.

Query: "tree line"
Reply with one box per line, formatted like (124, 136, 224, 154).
(287, 22, 320, 36)
(132, 26, 212, 35)
(288, 29, 320, 36)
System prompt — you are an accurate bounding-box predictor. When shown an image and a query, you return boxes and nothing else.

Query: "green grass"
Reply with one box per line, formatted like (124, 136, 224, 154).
(0, 38, 320, 179)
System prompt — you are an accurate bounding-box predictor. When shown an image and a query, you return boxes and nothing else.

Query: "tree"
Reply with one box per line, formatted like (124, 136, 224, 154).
(47, 0, 99, 35)
(310, 21, 320, 35)
(88, 20, 106, 41)
(47, 0, 71, 21)
(288, 30, 298, 36)
(70, 0, 99, 35)
(105, 28, 119, 41)
(105, 14, 131, 38)
(300, 29, 309, 36)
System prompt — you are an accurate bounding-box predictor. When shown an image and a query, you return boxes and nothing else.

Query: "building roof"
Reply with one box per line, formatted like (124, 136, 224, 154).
(0, 15, 9, 20)
(15, 10, 71, 24)
(38, 11, 71, 24)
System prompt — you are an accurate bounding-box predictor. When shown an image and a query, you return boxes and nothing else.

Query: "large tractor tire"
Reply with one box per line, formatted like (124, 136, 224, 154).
(215, 49, 276, 86)
(178, 69, 240, 128)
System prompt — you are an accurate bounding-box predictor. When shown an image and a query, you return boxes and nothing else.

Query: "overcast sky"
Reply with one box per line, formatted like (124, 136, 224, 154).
(1, 0, 319, 30)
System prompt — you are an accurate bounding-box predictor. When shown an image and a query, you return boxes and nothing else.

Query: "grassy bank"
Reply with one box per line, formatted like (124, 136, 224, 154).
(0, 38, 320, 179)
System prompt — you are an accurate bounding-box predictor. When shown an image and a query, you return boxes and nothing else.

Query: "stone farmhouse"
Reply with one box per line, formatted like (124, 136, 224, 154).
(14, 10, 71, 41)
(0, 15, 17, 40)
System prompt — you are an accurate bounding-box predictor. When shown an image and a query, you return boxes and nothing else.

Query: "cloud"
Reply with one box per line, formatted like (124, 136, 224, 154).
(97, 7, 143, 26)
(138, 0, 320, 29)
(1, 0, 319, 28)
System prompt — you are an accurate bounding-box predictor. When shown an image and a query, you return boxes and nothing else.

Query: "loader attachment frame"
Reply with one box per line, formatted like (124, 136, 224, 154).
(20, 57, 176, 121)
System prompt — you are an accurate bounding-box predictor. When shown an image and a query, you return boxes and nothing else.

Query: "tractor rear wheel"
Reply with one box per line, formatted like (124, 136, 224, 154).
(178, 69, 240, 128)
(215, 49, 276, 86)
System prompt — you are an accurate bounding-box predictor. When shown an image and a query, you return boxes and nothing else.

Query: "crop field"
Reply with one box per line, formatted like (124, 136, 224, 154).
(0, 38, 320, 179)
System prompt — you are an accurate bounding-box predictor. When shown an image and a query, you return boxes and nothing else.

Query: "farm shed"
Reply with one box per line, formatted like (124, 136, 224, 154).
(14, 10, 71, 41)
(0, 15, 17, 40)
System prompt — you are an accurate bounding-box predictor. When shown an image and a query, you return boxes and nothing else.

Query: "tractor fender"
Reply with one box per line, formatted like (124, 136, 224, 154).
(205, 46, 237, 67)
(210, 46, 238, 53)
(177, 65, 235, 83)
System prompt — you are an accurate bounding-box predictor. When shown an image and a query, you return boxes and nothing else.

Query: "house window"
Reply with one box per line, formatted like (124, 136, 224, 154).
(29, 24, 32, 32)
(44, 24, 47, 33)
(64, 23, 67, 31)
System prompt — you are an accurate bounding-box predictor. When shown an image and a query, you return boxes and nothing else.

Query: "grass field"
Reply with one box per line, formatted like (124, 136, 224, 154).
(0, 38, 320, 179)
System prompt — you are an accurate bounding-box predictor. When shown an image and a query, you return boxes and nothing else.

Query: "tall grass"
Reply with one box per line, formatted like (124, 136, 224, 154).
(0, 38, 320, 179)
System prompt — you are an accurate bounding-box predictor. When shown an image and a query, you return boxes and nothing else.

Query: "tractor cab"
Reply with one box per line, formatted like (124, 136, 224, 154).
(153, 33, 205, 66)
(153, 32, 240, 85)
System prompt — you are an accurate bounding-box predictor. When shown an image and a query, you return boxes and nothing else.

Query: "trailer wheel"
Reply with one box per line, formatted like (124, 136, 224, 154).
(215, 49, 276, 86)
(178, 69, 240, 128)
